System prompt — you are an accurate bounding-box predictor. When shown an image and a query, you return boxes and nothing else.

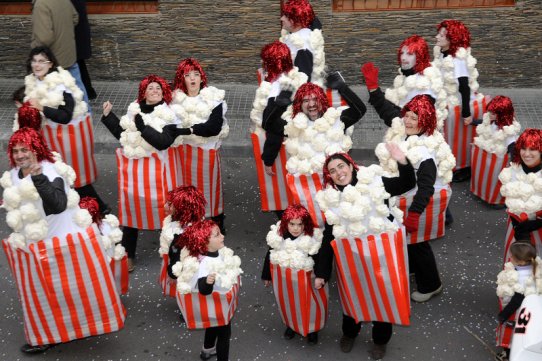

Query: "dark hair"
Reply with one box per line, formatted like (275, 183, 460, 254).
(27, 46, 59, 74)
(12, 86, 25, 104)
(322, 152, 359, 188)
(510, 241, 537, 277)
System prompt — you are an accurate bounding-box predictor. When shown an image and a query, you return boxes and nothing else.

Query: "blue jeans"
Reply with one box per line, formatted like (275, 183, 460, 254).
(67, 62, 91, 112)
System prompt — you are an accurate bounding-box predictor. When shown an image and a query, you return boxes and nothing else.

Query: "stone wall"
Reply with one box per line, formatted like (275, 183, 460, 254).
(0, 0, 540, 88)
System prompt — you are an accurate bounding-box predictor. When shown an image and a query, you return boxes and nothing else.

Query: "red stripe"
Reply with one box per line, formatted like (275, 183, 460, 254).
(185, 145, 193, 188)
(423, 197, 435, 241)
(459, 123, 468, 170)
(154, 154, 166, 225)
(131, 158, 143, 228)
(279, 147, 293, 205)
(286, 175, 301, 204)
(380, 232, 409, 325)
(18, 250, 44, 345)
(298, 175, 319, 226)
(78, 120, 91, 187)
(311, 272, 323, 334)
(489, 154, 508, 204)
(349, 238, 374, 320)
(199, 293, 210, 328)
(394, 230, 411, 313)
(285, 268, 300, 333)
(452, 107, 461, 169)
(367, 235, 395, 323)
(471, 144, 480, 195)
(297, 270, 309, 335)
(142, 157, 154, 229)
(85, 115, 98, 179)
(477, 146, 488, 197)
(485, 152, 498, 202)
(473, 99, 480, 120)
(437, 189, 448, 236)
(275, 264, 290, 326)
(252, 133, 270, 210)
(183, 294, 196, 329)
(212, 292, 226, 326)
(331, 240, 355, 318)
(213, 150, 222, 217)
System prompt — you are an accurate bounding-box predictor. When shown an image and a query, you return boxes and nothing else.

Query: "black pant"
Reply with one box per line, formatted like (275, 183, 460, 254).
(408, 242, 441, 294)
(342, 314, 392, 345)
(75, 184, 107, 213)
(121, 226, 139, 258)
(204, 323, 231, 361)
(77, 59, 96, 97)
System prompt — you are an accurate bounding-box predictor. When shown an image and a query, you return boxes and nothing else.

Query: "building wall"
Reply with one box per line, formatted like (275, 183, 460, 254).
(1, 0, 540, 88)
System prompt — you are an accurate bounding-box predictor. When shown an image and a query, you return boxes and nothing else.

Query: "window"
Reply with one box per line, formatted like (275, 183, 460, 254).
(0, 0, 158, 15)
(333, 0, 515, 12)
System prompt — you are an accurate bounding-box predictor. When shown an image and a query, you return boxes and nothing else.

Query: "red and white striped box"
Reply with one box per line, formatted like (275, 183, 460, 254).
(176, 279, 240, 329)
(331, 228, 411, 325)
(1, 227, 126, 346)
(325, 88, 347, 109)
(251, 132, 292, 212)
(398, 187, 451, 244)
(443, 96, 487, 170)
(109, 255, 129, 295)
(164, 146, 183, 194)
(286, 173, 326, 228)
(496, 298, 516, 348)
(159, 254, 177, 298)
(270, 263, 328, 336)
(43, 114, 98, 188)
(470, 144, 508, 205)
(176, 145, 223, 218)
(116, 149, 167, 230)
(503, 212, 542, 265)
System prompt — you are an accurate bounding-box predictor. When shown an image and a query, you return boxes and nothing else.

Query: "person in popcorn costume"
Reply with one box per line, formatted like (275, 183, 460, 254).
(2, 128, 125, 354)
(315, 150, 416, 360)
(495, 241, 542, 361)
(170, 219, 242, 361)
(261, 203, 323, 344)
(101, 74, 177, 272)
(23, 46, 107, 213)
(368, 94, 454, 303)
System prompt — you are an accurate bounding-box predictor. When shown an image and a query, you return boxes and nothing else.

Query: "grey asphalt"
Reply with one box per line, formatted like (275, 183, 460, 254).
(0, 80, 540, 360)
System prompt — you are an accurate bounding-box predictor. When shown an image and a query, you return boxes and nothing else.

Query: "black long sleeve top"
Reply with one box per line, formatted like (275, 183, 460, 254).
(313, 161, 417, 281)
(43, 91, 75, 125)
(21, 169, 68, 215)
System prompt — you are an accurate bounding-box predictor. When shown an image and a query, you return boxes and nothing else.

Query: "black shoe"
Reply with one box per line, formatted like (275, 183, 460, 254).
(340, 335, 355, 353)
(489, 203, 506, 210)
(370, 343, 387, 360)
(20, 343, 51, 354)
(199, 347, 217, 360)
(307, 332, 318, 345)
(87, 88, 97, 100)
(284, 327, 295, 340)
(452, 167, 471, 183)
(445, 207, 454, 226)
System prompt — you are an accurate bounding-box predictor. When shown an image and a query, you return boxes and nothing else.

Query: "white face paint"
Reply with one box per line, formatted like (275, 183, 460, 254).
(400, 46, 416, 70)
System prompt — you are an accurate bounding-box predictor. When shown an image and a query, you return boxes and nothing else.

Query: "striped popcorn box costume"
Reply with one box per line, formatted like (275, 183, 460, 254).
(270, 263, 328, 336)
(398, 187, 452, 244)
(164, 146, 183, 193)
(326, 88, 347, 108)
(286, 173, 326, 228)
(110, 255, 129, 295)
(495, 302, 516, 348)
(2, 227, 126, 346)
(331, 229, 410, 326)
(470, 145, 509, 205)
(251, 131, 292, 211)
(503, 213, 542, 265)
(159, 253, 177, 297)
(43, 114, 98, 188)
(176, 280, 240, 329)
(116, 149, 167, 230)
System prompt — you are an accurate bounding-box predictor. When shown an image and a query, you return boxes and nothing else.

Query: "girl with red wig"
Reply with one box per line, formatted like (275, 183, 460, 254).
(24, 46, 106, 215)
(361, 35, 448, 128)
(315, 149, 415, 359)
(170, 220, 242, 361)
(101, 74, 178, 272)
(433, 20, 485, 183)
(373, 94, 457, 303)
(280, 0, 324, 84)
(499, 129, 542, 260)
(261, 204, 324, 344)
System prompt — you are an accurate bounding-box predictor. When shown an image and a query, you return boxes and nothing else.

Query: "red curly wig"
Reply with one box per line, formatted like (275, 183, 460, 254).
(398, 35, 430, 74)
(174, 58, 208, 94)
(79, 196, 102, 226)
(137, 74, 172, 104)
(261, 41, 294, 83)
(401, 95, 437, 136)
(437, 20, 471, 56)
(292, 82, 329, 118)
(177, 219, 218, 257)
(282, 0, 315, 29)
(323, 152, 359, 189)
(513, 128, 542, 165)
(17, 102, 42, 130)
(487, 95, 514, 129)
(279, 204, 315, 237)
(8, 127, 54, 168)
(167, 185, 206, 226)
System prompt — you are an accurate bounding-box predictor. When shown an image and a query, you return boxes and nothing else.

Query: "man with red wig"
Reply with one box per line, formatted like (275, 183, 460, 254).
(101, 74, 178, 272)
(433, 20, 485, 183)
(361, 35, 448, 128)
(2, 128, 125, 353)
(280, 0, 324, 85)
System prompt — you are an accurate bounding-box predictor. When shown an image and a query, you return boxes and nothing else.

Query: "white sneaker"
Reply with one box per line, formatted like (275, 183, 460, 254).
(411, 285, 443, 303)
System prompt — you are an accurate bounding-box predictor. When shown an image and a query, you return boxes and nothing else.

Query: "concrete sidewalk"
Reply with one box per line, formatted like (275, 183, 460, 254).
(1, 79, 541, 156)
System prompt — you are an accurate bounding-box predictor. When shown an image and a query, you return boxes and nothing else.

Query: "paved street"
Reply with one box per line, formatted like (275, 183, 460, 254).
(0, 152, 507, 361)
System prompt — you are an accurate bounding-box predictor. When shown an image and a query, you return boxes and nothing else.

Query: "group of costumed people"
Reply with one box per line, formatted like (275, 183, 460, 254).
(2, 0, 542, 360)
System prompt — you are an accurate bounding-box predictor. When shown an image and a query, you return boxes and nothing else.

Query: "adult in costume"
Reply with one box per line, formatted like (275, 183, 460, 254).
(471, 96, 521, 207)
(432, 20, 486, 183)
(170, 220, 242, 361)
(251, 41, 307, 216)
(161, 185, 206, 297)
(372, 95, 456, 302)
(24, 46, 105, 212)
(1, 128, 125, 353)
(314, 150, 415, 359)
(261, 204, 325, 344)
(499, 129, 542, 262)
(101, 74, 177, 271)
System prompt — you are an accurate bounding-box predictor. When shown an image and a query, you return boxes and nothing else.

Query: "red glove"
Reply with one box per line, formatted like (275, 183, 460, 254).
(361, 62, 379, 91)
(403, 212, 421, 234)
